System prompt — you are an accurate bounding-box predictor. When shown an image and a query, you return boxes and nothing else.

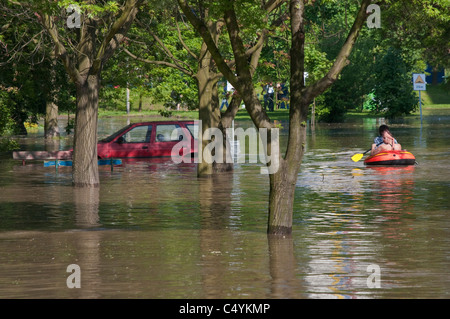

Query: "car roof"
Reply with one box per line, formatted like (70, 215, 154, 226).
(129, 120, 196, 126)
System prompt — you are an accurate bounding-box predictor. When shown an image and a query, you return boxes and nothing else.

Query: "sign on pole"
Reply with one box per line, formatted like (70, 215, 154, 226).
(413, 73, 426, 124)
(413, 74, 426, 91)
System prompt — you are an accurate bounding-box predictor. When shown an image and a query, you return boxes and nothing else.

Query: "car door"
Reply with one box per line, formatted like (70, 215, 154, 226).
(184, 122, 198, 154)
(109, 125, 152, 158)
(151, 123, 184, 157)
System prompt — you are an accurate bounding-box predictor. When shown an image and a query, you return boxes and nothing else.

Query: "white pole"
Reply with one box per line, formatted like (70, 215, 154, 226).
(126, 84, 130, 115)
(231, 120, 235, 159)
(419, 90, 422, 124)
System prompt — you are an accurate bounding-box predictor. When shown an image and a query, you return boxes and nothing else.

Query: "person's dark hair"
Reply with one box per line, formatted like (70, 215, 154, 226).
(379, 124, 390, 135)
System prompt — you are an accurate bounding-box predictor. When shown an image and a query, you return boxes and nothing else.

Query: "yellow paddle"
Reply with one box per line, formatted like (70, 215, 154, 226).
(351, 149, 371, 162)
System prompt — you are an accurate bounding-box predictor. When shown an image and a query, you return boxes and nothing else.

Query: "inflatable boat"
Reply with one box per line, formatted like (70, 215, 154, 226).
(364, 150, 416, 166)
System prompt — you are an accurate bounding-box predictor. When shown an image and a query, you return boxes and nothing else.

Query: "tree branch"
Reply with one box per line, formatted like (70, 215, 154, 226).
(122, 47, 194, 77)
(39, 13, 82, 84)
(177, 0, 237, 87)
(147, 28, 195, 75)
(93, 0, 143, 73)
(304, 0, 371, 101)
(175, 13, 198, 60)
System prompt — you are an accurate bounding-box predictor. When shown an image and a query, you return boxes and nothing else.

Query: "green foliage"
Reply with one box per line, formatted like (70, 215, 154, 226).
(0, 1, 77, 133)
(380, 0, 450, 69)
(102, 7, 200, 111)
(318, 29, 378, 121)
(0, 138, 20, 152)
(65, 117, 75, 135)
(369, 48, 418, 118)
(99, 86, 126, 110)
(2, 0, 447, 127)
(158, 109, 173, 117)
(0, 91, 20, 150)
(0, 90, 13, 135)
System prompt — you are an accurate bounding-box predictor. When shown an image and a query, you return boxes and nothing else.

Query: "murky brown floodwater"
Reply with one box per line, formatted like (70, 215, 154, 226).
(0, 110, 449, 299)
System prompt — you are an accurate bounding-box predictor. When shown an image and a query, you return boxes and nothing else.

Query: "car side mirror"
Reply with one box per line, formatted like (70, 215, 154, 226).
(116, 136, 125, 144)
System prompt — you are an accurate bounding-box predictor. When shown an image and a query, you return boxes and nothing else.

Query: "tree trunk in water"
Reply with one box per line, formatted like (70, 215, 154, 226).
(197, 69, 216, 176)
(311, 98, 316, 126)
(267, 158, 303, 235)
(45, 52, 59, 139)
(267, 235, 303, 296)
(267, 98, 308, 235)
(196, 67, 232, 176)
(213, 81, 233, 173)
(45, 100, 59, 138)
(72, 75, 100, 188)
(268, 162, 293, 235)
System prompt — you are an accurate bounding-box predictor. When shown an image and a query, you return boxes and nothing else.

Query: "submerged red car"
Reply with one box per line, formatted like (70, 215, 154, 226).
(97, 120, 198, 159)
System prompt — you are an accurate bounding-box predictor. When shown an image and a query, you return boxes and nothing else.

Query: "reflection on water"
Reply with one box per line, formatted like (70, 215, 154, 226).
(0, 113, 450, 298)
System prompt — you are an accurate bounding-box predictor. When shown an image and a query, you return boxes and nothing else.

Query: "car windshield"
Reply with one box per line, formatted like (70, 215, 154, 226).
(186, 124, 198, 139)
(100, 124, 134, 143)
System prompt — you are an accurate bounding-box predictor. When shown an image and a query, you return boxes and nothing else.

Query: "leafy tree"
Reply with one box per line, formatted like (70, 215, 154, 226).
(302, 0, 448, 122)
(369, 47, 418, 118)
(124, 2, 279, 175)
(319, 30, 378, 121)
(0, 1, 79, 138)
(0, 90, 20, 151)
(178, 0, 372, 235)
(0, 90, 14, 135)
(381, 0, 449, 71)
(4, 0, 145, 187)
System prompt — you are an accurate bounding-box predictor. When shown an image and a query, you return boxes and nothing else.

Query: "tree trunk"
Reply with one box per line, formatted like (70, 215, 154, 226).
(311, 98, 316, 125)
(40, 0, 142, 188)
(197, 68, 216, 176)
(138, 91, 143, 112)
(72, 75, 100, 188)
(267, 119, 306, 235)
(178, 0, 369, 235)
(45, 100, 59, 138)
(45, 52, 59, 139)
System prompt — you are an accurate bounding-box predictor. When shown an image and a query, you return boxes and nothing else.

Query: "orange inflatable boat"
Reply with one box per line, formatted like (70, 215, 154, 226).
(364, 150, 416, 166)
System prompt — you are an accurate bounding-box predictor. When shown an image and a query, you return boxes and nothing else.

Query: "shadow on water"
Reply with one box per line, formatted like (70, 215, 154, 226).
(0, 112, 450, 298)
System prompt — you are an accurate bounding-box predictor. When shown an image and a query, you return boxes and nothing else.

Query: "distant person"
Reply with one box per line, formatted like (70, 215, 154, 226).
(261, 82, 269, 110)
(278, 82, 289, 109)
(371, 124, 402, 155)
(267, 82, 274, 111)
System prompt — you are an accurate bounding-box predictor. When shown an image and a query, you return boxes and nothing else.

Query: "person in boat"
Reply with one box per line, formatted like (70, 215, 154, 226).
(370, 124, 402, 155)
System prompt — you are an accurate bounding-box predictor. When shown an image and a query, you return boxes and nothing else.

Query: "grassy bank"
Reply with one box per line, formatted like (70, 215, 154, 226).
(98, 108, 198, 120)
(416, 84, 450, 109)
(50, 83, 450, 127)
(233, 84, 450, 122)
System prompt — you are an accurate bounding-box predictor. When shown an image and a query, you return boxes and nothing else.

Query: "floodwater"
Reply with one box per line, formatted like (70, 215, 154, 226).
(0, 110, 449, 299)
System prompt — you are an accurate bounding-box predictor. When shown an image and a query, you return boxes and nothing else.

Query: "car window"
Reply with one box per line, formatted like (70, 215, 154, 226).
(122, 125, 152, 143)
(186, 124, 198, 140)
(155, 124, 181, 142)
(101, 124, 133, 142)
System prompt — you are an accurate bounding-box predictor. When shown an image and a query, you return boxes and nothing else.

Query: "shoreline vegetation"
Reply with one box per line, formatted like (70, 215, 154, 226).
(0, 83, 447, 152)
(96, 83, 449, 121)
(3, 83, 450, 135)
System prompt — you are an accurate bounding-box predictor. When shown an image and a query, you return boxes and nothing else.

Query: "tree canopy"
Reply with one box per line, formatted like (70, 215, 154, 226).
(1, 0, 448, 134)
